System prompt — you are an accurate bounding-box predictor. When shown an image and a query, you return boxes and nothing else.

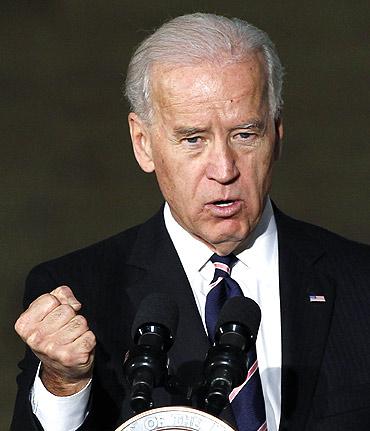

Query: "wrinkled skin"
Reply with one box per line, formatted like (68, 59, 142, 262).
(129, 54, 283, 255)
(15, 286, 96, 395)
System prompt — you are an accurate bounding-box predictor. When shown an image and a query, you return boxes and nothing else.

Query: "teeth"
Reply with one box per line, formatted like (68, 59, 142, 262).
(215, 201, 233, 207)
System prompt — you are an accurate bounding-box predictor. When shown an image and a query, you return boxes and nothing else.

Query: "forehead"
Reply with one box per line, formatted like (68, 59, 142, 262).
(150, 54, 268, 122)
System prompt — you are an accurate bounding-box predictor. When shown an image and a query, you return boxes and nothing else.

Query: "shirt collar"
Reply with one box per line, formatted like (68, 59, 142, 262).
(164, 197, 277, 272)
(164, 204, 212, 272)
(235, 199, 277, 271)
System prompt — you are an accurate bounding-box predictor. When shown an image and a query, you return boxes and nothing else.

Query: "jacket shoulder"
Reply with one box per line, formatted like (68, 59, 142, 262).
(274, 206, 370, 271)
(24, 209, 165, 306)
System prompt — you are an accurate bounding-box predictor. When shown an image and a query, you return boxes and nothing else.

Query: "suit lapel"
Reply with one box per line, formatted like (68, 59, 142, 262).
(275, 209, 336, 430)
(125, 209, 210, 393)
(123, 209, 236, 426)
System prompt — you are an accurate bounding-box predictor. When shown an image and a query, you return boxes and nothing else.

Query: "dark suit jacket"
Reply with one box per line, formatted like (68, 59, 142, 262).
(11, 206, 370, 430)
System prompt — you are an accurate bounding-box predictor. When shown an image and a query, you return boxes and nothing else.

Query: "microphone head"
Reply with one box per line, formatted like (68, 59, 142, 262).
(216, 296, 261, 340)
(131, 293, 179, 341)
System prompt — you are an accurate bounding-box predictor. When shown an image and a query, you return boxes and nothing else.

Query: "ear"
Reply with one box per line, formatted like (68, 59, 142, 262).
(273, 117, 284, 161)
(128, 112, 155, 173)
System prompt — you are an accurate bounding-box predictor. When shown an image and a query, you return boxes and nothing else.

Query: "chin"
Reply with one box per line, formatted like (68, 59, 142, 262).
(208, 229, 249, 248)
(215, 221, 250, 241)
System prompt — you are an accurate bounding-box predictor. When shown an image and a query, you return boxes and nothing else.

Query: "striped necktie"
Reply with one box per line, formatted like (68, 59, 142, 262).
(205, 254, 267, 431)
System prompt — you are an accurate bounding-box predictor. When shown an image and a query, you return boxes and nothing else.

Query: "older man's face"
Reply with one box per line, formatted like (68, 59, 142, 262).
(129, 54, 283, 255)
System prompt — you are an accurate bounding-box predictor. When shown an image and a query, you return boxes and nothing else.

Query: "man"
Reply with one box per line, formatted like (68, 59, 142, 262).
(12, 13, 370, 431)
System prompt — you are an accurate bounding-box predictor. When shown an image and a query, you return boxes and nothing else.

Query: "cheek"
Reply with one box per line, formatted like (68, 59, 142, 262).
(152, 152, 174, 193)
(157, 158, 201, 195)
(260, 150, 275, 183)
(240, 150, 275, 193)
(154, 156, 188, 205)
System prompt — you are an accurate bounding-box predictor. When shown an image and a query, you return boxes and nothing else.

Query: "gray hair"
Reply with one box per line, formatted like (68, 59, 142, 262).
(125, 13, 284, 122)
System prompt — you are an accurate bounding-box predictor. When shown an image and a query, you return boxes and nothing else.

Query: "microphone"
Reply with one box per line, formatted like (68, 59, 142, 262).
(124, 293, 179, 414)
(202, 296, 261, 416)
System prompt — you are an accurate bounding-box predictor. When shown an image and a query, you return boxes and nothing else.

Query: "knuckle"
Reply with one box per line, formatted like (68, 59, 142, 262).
(42, 293, 61, 309)
(51, 286, 78, 305)
(29, 293, 50, 307)
(82, 339, 92, 351)
(44, 340, 58, 358)
(29, 294, 61, 316)
(57, 304, 76, 319)
(84, 331, 96, 349)
(57, 347, 79, 367)
(76, 332, 95, 353)
(15, 295, 60, 335)
(65, 315, 85, 333)
(57, 349, 74, 367)
(27, 328, 46, 350)
(72, 314, 86, 327)
(89, 331, 97, 345)
(14, 316, 26, 336)
(53, 285, 71, 297)
(78, 352, 91, 366)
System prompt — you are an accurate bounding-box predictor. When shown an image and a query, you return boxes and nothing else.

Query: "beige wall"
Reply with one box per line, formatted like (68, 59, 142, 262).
(2, 1, 369, 427)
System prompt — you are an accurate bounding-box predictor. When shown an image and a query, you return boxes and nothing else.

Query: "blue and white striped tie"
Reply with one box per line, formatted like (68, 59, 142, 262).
(205, 254, 267, 431)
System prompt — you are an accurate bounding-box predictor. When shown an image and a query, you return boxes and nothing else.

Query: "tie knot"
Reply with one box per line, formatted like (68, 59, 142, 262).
(210, 253, 237, 277)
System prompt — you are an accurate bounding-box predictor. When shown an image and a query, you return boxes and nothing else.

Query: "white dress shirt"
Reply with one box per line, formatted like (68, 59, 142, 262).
(31, 198, 281, 430)
(30, 363, 91, 431)
(164, 198, 281, 430)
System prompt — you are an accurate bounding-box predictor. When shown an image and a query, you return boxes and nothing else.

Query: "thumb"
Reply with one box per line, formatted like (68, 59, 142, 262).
(50, 285, 82, 311)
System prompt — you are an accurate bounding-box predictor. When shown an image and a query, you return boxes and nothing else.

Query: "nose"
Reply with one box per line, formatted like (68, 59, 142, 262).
(205, 143, 239, 184)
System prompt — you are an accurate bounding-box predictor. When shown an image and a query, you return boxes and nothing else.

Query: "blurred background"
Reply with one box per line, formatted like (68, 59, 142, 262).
(1, 0, 369, 427)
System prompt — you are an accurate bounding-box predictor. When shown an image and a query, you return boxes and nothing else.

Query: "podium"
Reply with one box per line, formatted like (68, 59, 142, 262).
(115, 406, 235, 431)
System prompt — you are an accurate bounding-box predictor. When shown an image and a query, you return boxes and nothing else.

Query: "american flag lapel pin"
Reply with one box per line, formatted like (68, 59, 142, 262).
(309, 294, 326, 303)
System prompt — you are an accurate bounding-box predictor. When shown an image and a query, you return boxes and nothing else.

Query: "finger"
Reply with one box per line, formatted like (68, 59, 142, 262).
(31, 327, 95, 368)
(39, 304, 78, 335)
(50, 286, 81, 311)
(54, 315, 90, 345)
(54, 331, 96, 369)
(72, 330, 96, 357)
(24, 307, 76, 353)
(15, 293, 61, 338)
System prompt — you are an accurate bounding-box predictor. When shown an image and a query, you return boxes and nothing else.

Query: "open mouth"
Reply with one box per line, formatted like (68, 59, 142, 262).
(213, 200, 235, 207)
(206, 199, 241, 217)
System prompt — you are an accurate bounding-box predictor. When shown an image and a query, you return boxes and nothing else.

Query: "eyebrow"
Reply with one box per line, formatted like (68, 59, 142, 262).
(234, 120, 265, 131)
(173, 120, 266, 137)
(173, 126, 208, 137)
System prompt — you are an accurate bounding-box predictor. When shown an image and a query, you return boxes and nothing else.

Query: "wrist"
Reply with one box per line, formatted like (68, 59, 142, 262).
(40, 365, 92, 396)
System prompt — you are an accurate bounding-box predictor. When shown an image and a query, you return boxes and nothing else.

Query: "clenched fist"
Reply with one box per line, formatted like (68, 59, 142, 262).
(15, 285, 96, 396)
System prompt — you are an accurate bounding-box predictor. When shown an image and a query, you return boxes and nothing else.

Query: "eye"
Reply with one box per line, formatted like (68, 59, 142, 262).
(182, 136, 204, 147)
(177, 134, 205, 153)
(236, 132, 253, 140)
(232, 131, 258, 145)
(185, 136, 201, 144)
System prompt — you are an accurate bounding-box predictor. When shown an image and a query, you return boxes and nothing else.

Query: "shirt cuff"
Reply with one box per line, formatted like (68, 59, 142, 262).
(30, 363, 92, 431)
